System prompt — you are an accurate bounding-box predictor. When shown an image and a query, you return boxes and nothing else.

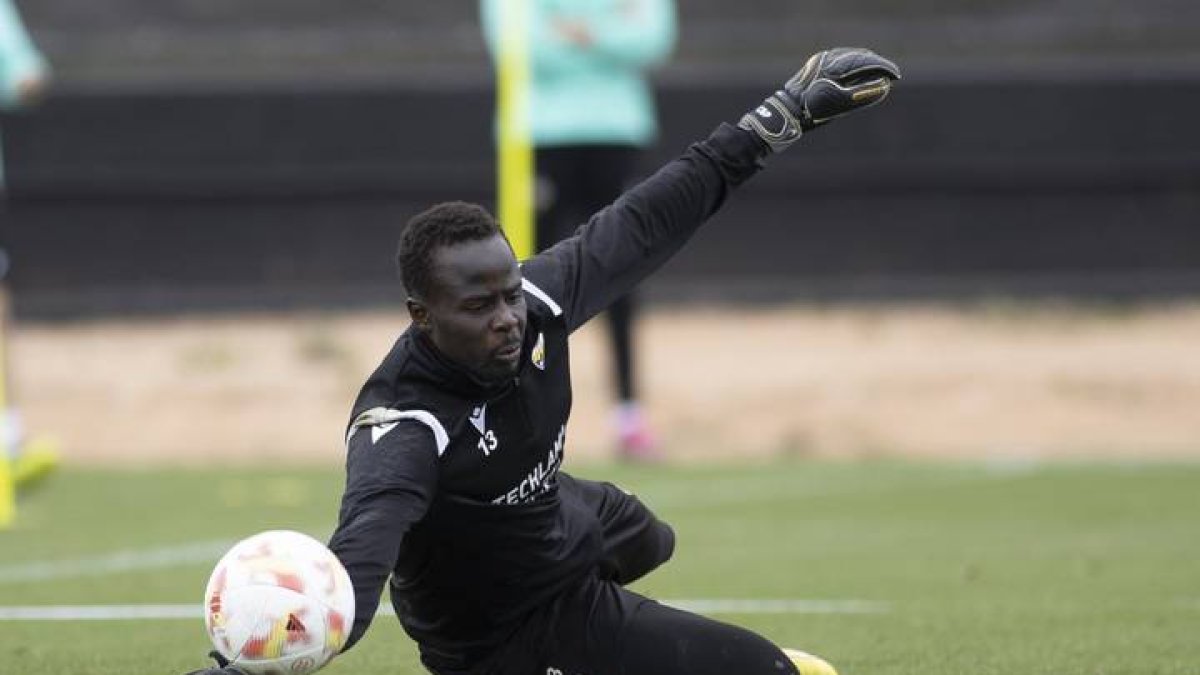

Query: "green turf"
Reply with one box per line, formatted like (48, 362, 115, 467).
(3, 460, 1198, 674)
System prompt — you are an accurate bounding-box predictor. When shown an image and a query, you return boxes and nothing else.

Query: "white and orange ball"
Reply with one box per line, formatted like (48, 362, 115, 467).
(204, 530, 355, 675)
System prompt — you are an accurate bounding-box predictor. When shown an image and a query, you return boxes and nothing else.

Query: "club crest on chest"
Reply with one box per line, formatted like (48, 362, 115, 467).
(532, 332, 546, 370)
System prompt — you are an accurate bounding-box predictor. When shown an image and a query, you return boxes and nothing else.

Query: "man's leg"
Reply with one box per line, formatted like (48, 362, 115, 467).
(534, 146, 586, 253)
(541, 578, 837, 675)
(558, 473, 674, 584)
(618, 597, 837, 675)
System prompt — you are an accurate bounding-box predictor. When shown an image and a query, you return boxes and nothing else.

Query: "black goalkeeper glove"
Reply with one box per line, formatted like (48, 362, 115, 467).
(181, 650, 246, 675)
(738, 47, 901, 152)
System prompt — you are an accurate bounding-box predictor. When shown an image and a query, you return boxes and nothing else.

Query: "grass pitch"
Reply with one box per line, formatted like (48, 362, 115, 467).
(2, 459, 1198, 674)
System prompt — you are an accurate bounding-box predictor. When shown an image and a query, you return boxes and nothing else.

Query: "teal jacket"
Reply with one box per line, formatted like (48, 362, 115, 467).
(1, 0, 49, 188)
(481, 0, 676, 148)
(0, 0, 46, 112)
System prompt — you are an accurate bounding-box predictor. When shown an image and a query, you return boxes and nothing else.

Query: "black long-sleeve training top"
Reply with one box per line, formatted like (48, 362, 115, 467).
(326, 122, 767, 668)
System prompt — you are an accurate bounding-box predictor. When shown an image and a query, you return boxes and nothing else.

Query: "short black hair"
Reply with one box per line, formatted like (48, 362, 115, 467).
(397, 201, 508, 299)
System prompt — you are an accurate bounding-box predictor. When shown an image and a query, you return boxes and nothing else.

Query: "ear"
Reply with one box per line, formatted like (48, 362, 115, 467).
(407, 297, 430, 330)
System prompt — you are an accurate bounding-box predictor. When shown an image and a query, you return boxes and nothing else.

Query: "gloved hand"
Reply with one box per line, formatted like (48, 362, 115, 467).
(738, 47, 901, 152)
(181, 650, 246, 675)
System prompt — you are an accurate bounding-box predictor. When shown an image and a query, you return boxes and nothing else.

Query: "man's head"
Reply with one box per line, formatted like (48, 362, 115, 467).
(397, 202, 527, 383)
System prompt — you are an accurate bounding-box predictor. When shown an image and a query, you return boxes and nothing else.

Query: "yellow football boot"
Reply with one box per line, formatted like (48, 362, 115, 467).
(783, 648, 839, 675)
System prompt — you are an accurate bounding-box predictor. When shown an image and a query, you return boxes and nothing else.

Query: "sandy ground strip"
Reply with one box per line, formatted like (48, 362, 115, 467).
(9, 302, 1200, 465)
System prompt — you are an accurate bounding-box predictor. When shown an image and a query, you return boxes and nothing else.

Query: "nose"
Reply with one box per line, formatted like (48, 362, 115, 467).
(491, 304, 519, 332)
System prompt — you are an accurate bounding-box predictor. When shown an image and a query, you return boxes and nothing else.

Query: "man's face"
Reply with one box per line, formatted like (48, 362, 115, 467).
(409, 234, 527, 383)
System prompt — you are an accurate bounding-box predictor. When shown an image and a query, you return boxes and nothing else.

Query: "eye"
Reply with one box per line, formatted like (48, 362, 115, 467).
(505, 289, 524, 305)
(462, 298, 490, 312)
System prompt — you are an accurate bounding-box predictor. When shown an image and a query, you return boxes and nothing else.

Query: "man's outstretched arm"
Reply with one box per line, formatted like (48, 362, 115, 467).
(180, 420, 439, 675)
(520, 47, 900, 332)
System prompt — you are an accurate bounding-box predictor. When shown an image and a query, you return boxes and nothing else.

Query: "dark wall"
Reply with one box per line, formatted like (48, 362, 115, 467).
(20, 0, 1200, 85)
(3, 73, 1199, 318)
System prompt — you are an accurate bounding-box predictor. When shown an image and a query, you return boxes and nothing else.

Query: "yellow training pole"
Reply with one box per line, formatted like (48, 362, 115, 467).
(496, 0, 534, 260)
(0, 284, 15, 528)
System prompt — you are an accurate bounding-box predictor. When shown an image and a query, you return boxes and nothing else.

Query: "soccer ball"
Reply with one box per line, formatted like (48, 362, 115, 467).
(203, 530, 355, 675)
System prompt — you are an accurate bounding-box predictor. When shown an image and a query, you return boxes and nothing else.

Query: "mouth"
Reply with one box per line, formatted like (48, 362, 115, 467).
(493, 340, 522, 363)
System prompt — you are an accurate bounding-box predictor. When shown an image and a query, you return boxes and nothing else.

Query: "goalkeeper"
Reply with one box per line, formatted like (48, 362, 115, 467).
(185, 47, 900, 675)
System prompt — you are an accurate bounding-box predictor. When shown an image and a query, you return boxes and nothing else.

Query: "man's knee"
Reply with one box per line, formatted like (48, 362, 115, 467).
(640, 518, 676, 573)
(601, 512, 675, 584)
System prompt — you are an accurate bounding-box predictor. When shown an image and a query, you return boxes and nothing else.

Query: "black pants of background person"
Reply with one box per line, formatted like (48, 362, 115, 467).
(536, 145, 641, 403)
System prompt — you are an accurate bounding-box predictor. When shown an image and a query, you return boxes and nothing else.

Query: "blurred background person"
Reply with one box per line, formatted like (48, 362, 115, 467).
(0, 0, 47, 186)
(0, 0, 55, 493)
(481, 0, 677, 462)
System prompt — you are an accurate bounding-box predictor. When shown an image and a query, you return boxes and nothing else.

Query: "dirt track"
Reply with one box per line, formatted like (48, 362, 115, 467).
(10, 303, 1200, 465)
